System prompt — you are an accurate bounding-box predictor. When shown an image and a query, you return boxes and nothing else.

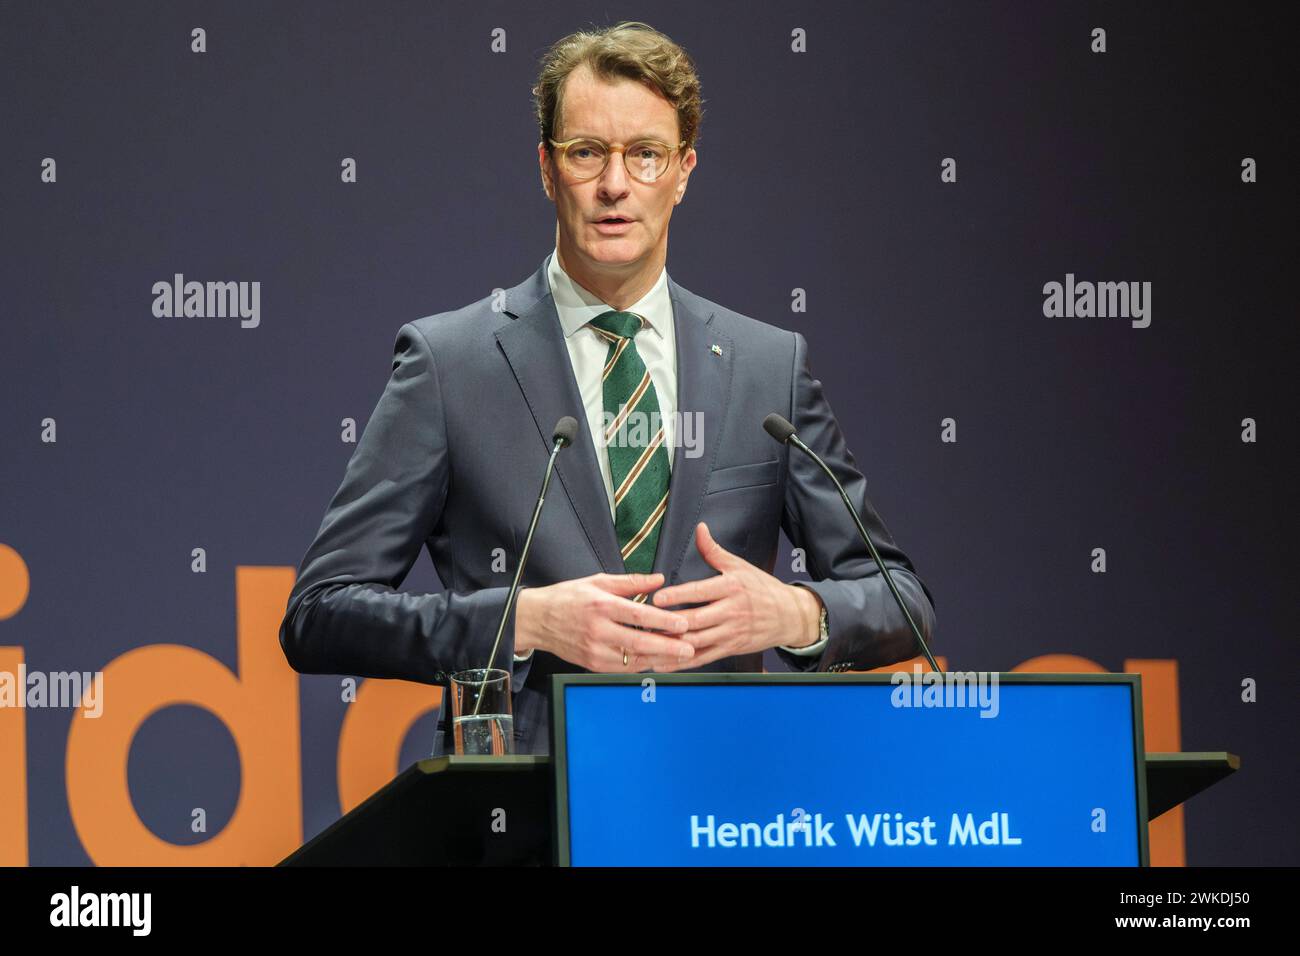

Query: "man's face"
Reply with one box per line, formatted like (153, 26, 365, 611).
(539, 65, 696, 272)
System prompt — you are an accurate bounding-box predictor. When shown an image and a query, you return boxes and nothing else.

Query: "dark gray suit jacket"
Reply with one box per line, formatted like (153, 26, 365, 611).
(279, 255, 937, 755)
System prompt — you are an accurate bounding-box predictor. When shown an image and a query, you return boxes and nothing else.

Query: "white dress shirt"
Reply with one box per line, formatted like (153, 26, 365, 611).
(514, 248, 827, 661)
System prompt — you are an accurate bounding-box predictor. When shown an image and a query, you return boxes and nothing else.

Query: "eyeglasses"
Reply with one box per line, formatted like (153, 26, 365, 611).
(548, 136, 688, 183)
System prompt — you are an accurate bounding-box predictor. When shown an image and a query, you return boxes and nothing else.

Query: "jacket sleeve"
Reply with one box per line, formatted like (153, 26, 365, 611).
(278, 322, 534, 694)
(775, 331, 937, 673)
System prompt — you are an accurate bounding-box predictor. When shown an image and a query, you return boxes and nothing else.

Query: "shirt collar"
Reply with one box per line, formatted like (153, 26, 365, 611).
(546, 247, 671, 339)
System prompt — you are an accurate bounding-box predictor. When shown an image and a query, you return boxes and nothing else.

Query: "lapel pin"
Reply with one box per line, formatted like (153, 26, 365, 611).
(709, 343, 723, 357)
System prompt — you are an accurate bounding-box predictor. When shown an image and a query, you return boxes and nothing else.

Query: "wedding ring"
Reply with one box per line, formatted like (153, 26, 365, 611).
(622, 648, 629, 666)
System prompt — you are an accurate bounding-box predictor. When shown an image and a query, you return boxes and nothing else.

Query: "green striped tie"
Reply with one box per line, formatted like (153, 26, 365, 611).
(588, 310, 671, 576)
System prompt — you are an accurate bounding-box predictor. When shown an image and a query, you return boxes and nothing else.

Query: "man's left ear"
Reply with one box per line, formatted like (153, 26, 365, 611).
(537, 141, 557, 202)
(674, 148, 696, 204)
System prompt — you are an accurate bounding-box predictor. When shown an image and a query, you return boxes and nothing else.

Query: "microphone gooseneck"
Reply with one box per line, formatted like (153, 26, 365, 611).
(470, 416, 578, 718)
(763, 413, 940, 674)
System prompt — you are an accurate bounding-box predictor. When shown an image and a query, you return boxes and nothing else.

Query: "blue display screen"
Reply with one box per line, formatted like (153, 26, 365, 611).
(559, 680, 1142, 866)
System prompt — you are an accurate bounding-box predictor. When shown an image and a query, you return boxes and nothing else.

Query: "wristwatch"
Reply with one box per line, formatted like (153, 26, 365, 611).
(816, 604, 829, 643)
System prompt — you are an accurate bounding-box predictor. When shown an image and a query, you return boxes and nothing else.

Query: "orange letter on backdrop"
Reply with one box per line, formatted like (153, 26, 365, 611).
(1122, 659, 1183, 866)
(0, 647, 28, 866)
(65, 567, 301, 865)
(0, 544, 31, 865)
(337, 679, 442, 814)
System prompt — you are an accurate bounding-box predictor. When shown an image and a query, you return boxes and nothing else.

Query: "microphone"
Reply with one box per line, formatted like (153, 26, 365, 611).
(471, 416, 579, 717)
(763, 412, 940, 673)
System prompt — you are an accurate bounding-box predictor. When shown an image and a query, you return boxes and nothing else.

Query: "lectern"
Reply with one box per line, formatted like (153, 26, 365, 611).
(281, 673, 1239, 866)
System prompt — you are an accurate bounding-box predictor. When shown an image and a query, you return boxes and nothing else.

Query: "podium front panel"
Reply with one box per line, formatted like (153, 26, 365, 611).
(551, 673, 1148, 867)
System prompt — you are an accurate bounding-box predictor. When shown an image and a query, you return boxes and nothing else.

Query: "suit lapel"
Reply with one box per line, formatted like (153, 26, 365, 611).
(652, 279, 733, 583)
(495, 260, 624, 573)
(494, 259, 734, 584)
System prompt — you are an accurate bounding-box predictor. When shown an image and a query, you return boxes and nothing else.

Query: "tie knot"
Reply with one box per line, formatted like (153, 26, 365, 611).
(589, 310, 646, 340)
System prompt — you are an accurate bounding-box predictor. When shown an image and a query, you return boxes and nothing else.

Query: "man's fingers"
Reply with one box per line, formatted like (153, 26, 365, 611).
(675, 599, 733, 634)
(600, 620, 696, 662)
(637, 654, 692, 672)
(677, 620, 735, 653)
(595, 642, 650, 673)
(652, 573, 730, 607)
(604, 594, 689, 633)
(653, 629, 733, 671)
(592, 571, 665, 596)
(695, 522, 740, 571)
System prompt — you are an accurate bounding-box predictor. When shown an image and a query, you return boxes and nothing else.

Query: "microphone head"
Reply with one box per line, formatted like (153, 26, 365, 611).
(763, 413, 797, 445)
(553, 416, 579, 447)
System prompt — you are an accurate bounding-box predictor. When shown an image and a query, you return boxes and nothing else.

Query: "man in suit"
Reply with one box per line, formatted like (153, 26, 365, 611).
(279, 21, 936, 755)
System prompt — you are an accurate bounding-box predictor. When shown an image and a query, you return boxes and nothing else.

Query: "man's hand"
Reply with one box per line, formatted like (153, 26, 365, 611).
(514, 572, 697, 672)
(649, 522, 824, 672)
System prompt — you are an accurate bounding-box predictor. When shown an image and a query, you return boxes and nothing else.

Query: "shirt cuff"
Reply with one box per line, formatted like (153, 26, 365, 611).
(513, 648, 534, 662)
(779, 633, 828, 656)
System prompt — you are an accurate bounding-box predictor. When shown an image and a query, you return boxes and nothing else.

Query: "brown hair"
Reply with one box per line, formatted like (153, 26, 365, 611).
(533, 21, 704, 154)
